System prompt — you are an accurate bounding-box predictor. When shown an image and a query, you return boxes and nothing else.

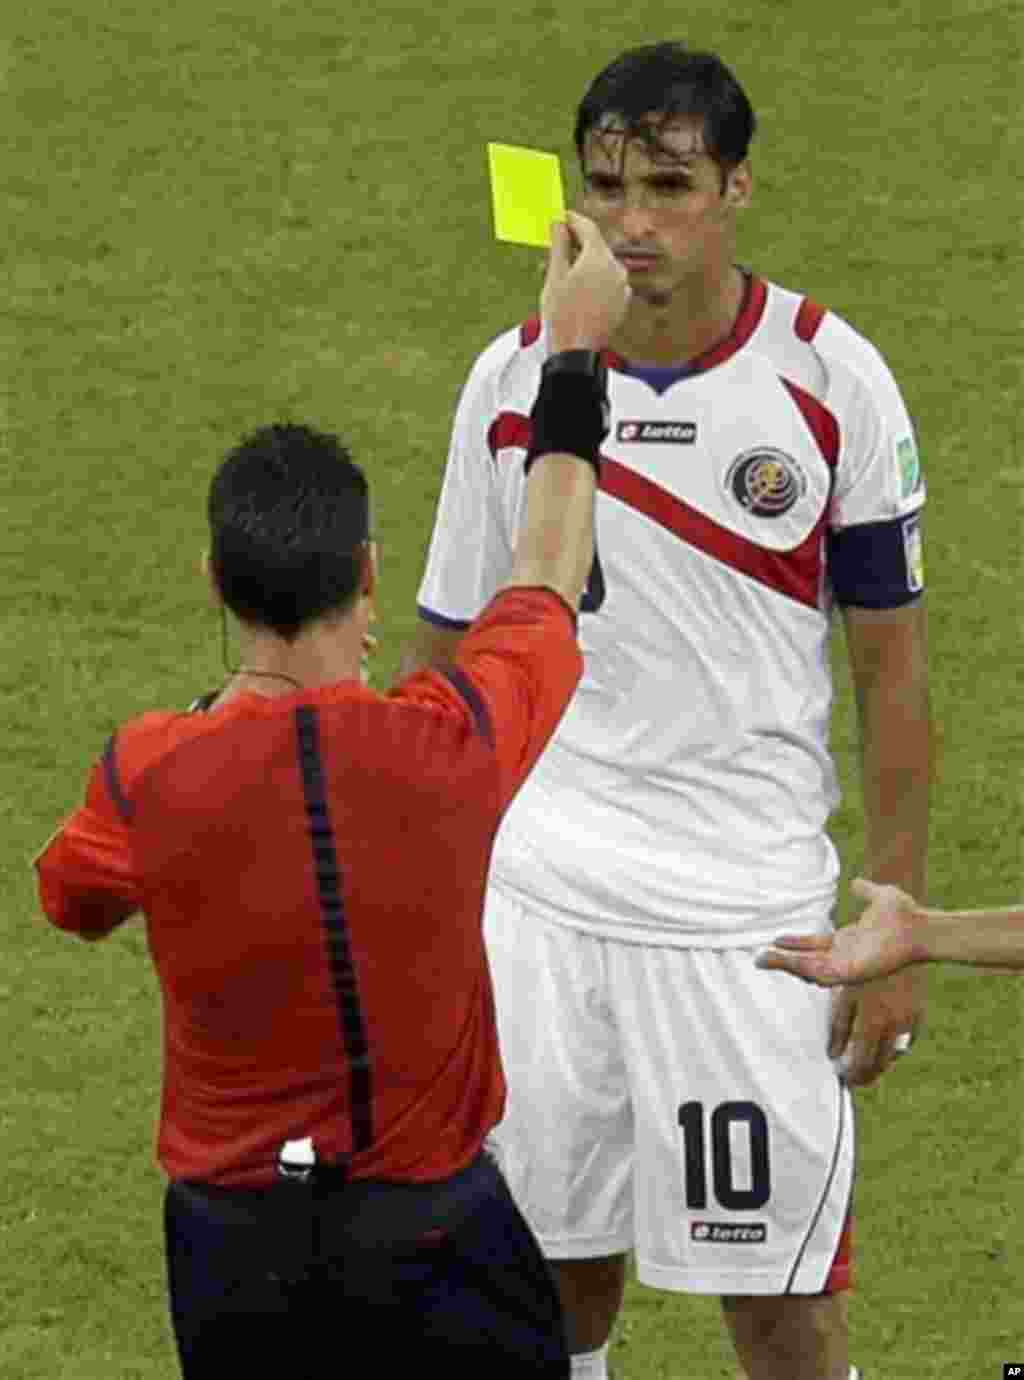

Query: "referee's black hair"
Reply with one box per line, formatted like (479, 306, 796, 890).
(208, 423, 370, 643)
(574, 42, 756, 188)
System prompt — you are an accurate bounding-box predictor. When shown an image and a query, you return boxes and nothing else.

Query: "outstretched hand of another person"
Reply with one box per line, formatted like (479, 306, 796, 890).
(757, 880, 924, 1085)
(757, 880, 923, 987)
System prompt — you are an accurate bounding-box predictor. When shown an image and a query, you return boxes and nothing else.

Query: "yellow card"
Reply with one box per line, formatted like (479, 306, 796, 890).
(487, 143, 565, 248)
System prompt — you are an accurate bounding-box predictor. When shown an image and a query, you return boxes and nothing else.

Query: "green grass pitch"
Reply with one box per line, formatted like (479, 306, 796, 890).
(2, 1, 1021, 1376)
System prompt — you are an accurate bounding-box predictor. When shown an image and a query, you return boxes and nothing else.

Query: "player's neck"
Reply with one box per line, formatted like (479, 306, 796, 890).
(610, 265, 747, 368)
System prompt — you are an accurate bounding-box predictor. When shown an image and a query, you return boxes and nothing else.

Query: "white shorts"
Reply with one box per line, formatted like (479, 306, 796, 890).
(484, 887, 855, 1296)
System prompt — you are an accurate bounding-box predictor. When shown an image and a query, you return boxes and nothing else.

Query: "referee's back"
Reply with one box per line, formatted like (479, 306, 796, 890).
(36, 586, 580, 1190)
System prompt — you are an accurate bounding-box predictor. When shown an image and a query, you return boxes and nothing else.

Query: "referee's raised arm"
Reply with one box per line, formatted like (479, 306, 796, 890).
(401, 213, 630, 678)
(505, 211, 630, 608)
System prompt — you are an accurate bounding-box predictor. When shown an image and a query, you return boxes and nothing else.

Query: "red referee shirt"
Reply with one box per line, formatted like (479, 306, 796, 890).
(34, 587, 581, 1189)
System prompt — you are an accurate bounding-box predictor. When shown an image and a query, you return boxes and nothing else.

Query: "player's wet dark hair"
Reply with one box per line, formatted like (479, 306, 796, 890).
(208, 423, 370, 642)
(574, 42, 756, 187)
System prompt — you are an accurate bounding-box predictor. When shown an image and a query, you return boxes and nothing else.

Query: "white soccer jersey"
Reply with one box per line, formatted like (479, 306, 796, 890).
(417, 276, 926, 946)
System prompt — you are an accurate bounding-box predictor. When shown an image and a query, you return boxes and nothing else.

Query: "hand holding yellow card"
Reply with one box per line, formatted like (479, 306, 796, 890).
(487, 143, 566, 248)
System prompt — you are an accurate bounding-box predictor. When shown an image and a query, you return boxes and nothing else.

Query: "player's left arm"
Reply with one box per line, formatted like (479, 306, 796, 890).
(844, 597, 931, 903)
(831, 598, 931, 1080)
(821, 324, 932, 1085)
(33, 742, 142, 941)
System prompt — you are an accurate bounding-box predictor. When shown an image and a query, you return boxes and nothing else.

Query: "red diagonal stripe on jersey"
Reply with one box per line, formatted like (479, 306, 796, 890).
(488, 411, 825, 609)
(600, 459, 826, 609)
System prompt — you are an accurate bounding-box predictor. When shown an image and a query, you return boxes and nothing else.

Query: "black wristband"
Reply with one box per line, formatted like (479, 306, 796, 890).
(524, 352, 610, 476)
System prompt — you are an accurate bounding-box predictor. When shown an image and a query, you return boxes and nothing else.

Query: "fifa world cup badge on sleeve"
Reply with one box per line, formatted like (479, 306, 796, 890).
(893, 433, 921, 503)
(902, 515, 924, 593)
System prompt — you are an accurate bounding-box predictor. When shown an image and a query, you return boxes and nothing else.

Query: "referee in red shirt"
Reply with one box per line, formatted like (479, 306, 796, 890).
(34, 213, 629, 1379)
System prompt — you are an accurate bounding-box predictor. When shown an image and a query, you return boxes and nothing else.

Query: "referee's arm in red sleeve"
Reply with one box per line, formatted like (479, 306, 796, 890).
(33, 741, 142, 941)
(450, 584, 583, 809)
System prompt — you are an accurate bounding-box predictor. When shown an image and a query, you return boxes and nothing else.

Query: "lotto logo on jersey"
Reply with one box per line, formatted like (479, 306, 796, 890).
(691, 1222, 767, 1244)
(726, 448, 807, 518)
(616, 420, 697, 444)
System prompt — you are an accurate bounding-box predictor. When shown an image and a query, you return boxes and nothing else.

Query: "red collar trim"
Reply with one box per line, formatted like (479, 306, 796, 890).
(606, 275, 768, 377)
(520, 276, 768, 377)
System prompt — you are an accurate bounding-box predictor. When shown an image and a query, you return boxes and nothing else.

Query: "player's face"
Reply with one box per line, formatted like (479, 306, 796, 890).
(579, 117, 750, 306)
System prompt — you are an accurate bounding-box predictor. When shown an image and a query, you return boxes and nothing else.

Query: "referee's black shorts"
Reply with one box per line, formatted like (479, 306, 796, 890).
(165, 1149, 569, 1377)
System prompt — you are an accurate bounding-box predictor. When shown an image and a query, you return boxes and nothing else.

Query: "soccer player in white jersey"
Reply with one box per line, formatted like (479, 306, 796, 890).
(403, 43, 932, 1380)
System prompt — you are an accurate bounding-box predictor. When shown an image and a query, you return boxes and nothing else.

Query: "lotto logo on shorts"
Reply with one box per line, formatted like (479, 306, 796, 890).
(691, 1221, 767, 1244)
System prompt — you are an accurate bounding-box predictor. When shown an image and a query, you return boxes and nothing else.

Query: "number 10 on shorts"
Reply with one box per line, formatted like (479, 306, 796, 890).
(678, 1101, 771, 1210)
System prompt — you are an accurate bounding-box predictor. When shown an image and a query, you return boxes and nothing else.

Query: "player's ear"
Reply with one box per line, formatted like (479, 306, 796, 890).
(724, 159, 752, 210)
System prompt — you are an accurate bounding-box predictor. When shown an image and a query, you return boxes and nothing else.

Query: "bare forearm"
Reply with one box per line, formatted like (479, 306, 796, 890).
(505, 454, 596, 610)
(856, 673, 931, 898)
(913, 905, 1024, 969)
